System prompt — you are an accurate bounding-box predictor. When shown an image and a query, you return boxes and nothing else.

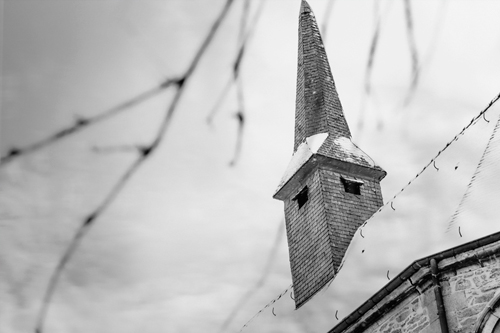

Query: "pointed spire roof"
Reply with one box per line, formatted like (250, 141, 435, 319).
(294, 0, 351, 151)
(275, 0, 385, 198)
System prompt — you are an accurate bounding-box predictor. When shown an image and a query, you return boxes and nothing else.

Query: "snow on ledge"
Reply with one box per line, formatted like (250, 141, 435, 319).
(274, 133, 328, 195)
(333, 137, 376, 167)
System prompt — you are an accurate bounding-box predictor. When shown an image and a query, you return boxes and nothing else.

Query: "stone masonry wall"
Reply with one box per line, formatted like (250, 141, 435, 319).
(441, 255, 500, 333)
(347, 253, 500, 333)
(363, 286, 437, 333)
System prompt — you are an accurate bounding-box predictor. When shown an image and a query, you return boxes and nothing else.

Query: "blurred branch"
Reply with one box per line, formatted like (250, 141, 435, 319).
(446, 112, 500, 233)
(357, 0, 382, 135)
(364, 0, 381, 96)
(357, 0, 395, 136)
(34, 1, 236, 332)
(206, 75, 234, 125)
(229, 96, 245, 166)
(219, 219, 285, 332)
(206, 0, 265, 166)
(91, 144, 143, 154)
(0, 79, 179, 166)
(229, 0, 250, 166)
(321, 0, 336, 41)
(403, 0, 420, 105)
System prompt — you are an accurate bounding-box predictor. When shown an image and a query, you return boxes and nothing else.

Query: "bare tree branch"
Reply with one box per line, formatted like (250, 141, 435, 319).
(403, 0, 420, 105)
(321, 0, 336, 40)
(219, 219, 285, 332)
(364, 0, 381, 96)
(34, 1, 236, 332)
(1, 79, 179, 166)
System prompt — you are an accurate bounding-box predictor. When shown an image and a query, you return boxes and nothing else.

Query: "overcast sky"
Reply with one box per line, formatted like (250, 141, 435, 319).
(2, 1, 500, 332)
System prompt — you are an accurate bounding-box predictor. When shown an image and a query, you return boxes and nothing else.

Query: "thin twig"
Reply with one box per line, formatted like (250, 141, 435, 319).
(34, 1, 236, 332)
(364, 0, 381, 96)
(403, 0, 419, 105)
(219, 219, 284, 332)
(321, 0, 335, 41)
(91, 145, 142, 154)
(1, 80, 178, 166)
(206, 0, 265, 126)
(207, 75, 234, 125)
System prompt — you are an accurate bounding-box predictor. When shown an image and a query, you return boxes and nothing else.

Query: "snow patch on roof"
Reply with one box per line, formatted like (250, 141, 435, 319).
(333, 137, 376, 167)
(307, 133, 328, 153)
(275, 133, 329, 195)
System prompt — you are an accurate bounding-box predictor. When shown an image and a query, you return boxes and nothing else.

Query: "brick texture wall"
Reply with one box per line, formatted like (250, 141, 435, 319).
(320, 165, 384, 266)
(282, 0, 385, 309)
(294, 1, 351, 151)
(285, 168, 334, 308)
(284, 164, 383, 308)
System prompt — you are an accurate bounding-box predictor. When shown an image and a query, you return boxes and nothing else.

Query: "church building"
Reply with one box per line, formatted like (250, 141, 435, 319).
(274, 1, 500, 333)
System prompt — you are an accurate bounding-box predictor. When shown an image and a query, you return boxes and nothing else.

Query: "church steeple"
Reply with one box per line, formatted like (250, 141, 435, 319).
(294, 0, 350, 151)
(273, 0, 386, 309)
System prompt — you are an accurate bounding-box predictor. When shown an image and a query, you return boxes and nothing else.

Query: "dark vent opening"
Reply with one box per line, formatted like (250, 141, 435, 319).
(294, 186, 309, 209)
(341, 177, 362, 195)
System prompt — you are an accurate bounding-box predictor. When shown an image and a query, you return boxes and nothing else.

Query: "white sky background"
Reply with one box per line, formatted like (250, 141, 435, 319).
(1, 0, 500, 332)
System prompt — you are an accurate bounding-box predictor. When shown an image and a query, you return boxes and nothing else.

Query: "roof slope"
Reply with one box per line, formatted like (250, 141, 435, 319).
(294, 0, 351, 151)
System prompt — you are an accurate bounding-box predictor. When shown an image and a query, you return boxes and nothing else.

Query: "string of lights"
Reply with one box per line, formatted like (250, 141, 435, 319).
(239, 284, 294, 332)
(360, 90, 500, 231)
(239, 90, 500, 333)
(218, 219, 285, 332)
(446, 112, 500, 233)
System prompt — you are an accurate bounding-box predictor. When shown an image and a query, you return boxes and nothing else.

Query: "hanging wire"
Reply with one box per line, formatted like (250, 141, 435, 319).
(239, 284, 293, 332)
(236, 30, 500, 333)
(446, 112, 500, 233)
(360, 90, 500, 231)
(33, 1, 237, 332)
(218, 219, 285, 332)
(335, 90, 500, 281)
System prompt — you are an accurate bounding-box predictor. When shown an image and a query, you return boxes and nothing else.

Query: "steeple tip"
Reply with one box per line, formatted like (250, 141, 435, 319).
(295, 0, 351, 151)
(300, 0, 312, 14)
